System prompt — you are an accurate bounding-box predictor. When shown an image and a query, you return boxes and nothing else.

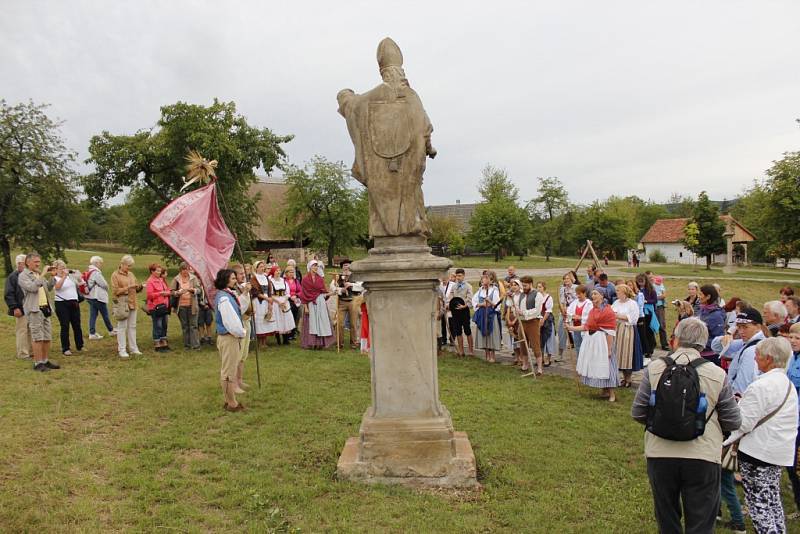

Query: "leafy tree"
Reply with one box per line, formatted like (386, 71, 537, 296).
(279, 156, 367, 267)
(601, 196, 670, 250)
(527, 177, 569, 261)
(467, 165, 530, 261)
(84, 99, 292, 257)
(730, 181, 772, 262)
(428, 214, 465, 256)
(571, 202, 628, 258)
(683, 191, 725, 269)
(666, 193, 695, 217)
(763, 151, 800, 266)
(0, 100, 86, 275)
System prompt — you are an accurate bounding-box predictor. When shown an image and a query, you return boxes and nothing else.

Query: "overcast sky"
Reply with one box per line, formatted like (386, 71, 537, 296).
(3, 1, 799, 206)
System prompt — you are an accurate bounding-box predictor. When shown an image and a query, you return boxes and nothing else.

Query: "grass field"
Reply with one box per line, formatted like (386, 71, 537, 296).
(622, 263, 800, 282)
(1, 249, 799, 532)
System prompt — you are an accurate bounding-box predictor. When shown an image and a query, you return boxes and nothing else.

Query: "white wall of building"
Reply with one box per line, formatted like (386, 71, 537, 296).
(643, 243, 729, 265)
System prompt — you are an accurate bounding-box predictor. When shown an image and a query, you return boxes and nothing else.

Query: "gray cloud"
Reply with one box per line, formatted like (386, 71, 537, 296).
(3, 0, 798, 206)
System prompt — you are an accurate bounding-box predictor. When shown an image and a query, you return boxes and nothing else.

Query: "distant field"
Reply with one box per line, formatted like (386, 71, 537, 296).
(622, 263, 800, 281)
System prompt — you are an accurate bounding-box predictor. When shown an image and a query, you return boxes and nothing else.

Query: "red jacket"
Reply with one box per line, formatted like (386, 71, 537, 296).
(146, 275, 170, 311)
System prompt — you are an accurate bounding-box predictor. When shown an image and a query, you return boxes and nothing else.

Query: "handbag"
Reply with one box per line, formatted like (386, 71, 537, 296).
(721, 380, 793, 472)
(152, 303, 170, 317)
(112, 299, 131, 321)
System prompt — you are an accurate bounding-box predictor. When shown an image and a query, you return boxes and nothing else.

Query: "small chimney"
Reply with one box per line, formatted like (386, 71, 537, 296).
(456, 199, 460, 205)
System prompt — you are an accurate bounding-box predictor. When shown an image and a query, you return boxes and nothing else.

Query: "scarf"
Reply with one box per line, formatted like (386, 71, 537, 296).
(586, 304, 616, 333)
(300, 272, 326, 304)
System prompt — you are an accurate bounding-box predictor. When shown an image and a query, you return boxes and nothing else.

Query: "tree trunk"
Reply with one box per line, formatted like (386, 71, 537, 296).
(0, 235, 12, 277)
(545, 243, 551, 262)
(706, 255, 712, 270)
(327, 241, 335, 269)
(494, 249, 499, 262)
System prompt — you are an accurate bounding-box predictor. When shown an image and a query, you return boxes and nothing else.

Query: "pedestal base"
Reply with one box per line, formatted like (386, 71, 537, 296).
(337, 417, 478, 488)
(336, 237, 478, 489)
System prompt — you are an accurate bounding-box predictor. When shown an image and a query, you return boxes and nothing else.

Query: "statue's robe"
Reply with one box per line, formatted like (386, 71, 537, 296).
(338, 82, 433, 238)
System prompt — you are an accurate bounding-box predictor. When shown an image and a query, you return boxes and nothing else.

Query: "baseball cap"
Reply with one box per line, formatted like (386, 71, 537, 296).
(736, 307, 763, 325)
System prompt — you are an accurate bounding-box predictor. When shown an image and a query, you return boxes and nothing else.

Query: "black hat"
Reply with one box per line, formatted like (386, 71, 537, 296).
(339, 258, 352, 267)
(736, 307, 763, 325)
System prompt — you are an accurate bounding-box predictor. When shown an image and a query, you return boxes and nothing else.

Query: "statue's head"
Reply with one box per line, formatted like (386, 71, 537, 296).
(377, 37, 403, 72)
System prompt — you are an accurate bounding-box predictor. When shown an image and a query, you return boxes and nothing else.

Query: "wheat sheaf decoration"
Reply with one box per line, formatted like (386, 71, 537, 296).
(180, 150, 218, 192)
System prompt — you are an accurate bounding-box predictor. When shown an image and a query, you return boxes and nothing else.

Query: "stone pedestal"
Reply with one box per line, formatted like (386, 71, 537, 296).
(723, 231, 737, 274)
(336, 237, 478, 488)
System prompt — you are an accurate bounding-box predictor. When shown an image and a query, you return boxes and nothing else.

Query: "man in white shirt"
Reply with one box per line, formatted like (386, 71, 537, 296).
(445, 268, 474, 356)
(514, 275, 543, 375)
(214, 268, 247, 412)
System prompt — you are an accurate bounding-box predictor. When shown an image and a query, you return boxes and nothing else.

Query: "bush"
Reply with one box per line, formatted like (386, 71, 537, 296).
(648, 249, 667, 263)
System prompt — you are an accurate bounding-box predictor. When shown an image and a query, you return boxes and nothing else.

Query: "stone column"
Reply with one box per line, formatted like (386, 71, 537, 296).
(722, 229, 736, 274)
(336, 237, 478, 488)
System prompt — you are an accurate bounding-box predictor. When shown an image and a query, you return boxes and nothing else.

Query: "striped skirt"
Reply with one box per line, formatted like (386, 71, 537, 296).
(616, 321, 644, 371)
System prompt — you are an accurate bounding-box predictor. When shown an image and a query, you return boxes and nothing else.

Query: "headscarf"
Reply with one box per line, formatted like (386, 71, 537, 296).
(268, 265, 279, 277)
(300, 266, 326, 304)
(254, 260, 267, 273)
(306, 259, 319, 273)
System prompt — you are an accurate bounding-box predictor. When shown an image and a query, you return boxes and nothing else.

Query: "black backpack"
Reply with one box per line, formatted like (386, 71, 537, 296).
(646, 355, 711, 441)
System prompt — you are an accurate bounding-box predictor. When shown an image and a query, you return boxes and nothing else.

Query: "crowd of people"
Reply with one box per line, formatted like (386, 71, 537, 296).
(7, 250, 800, 531)
(4, 252, 367, 374)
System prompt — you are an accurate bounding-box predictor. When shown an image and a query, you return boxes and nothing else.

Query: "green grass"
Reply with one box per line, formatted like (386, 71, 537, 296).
(1, 249, 799, 532)
(622, 263, 800, 281)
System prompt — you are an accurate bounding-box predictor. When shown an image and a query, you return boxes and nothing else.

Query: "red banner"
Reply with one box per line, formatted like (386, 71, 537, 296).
(149, 182, 236, 306)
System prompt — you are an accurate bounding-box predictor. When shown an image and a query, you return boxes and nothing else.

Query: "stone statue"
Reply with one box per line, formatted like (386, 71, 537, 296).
(337, 37, 436, 239)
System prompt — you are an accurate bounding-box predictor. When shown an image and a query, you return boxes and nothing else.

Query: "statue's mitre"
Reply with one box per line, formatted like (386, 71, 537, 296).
(377, 37, 403, 71)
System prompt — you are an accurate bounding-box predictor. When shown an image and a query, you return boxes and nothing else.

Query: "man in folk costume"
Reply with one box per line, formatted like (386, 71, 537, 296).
(514, 275, 545, 375)
(214, 268, 247, 412)
(445, 268, 474, 357)
(438, 273, 455, 349)
(329, 259, 362, 350)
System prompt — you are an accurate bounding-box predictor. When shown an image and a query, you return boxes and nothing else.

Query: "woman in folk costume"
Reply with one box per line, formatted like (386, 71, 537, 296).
(360, 292, 370, 354)
(267, 265, 295, 345)
(566, 284, 593, 356)
(472, 273, 501, 362)
(504, 278, 528, 370)
(568, 288, 619, 402)
(486, 270, 506, 345)
(284, 265, 302, 340)
(558, 272, 578, 358)
(612, 283, 642, 388)
(250, 260, 273, 346)
(635, 273, 659, 359)
(300, 259, 335, 350)
(537, 281, 556, 367)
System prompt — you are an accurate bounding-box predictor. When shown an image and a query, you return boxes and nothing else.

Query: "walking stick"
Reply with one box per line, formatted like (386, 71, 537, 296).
(512, 305, 535, 380)
(335, 295, 340, 354)
(251, 314, 261, 389)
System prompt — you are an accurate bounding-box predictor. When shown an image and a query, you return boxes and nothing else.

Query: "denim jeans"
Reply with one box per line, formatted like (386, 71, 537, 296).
(151, 314, 168, 341)
(178, 306, 200, 348)
(87, 298, 114, 335)
(721, 468, 744, 524)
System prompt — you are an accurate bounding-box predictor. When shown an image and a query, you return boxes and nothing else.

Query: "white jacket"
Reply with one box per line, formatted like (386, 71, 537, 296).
(724, 369, 798, 466)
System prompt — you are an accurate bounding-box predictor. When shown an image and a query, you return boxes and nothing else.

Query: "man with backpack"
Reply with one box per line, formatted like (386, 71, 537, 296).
(632, 317, 741, 533)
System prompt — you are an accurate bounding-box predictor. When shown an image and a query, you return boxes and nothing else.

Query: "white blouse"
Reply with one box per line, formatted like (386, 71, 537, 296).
(54, 275, 79, 301)
(472, 286, 499, 308)
(567, 298, 593, 326)
(612, 299, 640, 326)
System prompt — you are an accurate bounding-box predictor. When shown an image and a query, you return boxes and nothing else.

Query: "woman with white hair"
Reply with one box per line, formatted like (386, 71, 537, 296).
(111, 255, 142, 358)
(86, 255, 115, 340)
(299, 259, 334, 349)
(723, 337, 799, 533)
(53, 259, 87, 355)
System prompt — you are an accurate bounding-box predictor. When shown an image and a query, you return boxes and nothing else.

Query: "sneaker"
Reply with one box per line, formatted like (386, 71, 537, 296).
(130, 350, 143, 356)
(234, 386, 246, 394)
(109, 329, 118, 336)
(89, 333, 103, 340)
(63, 350, 72, 356)
(119, 352, 130, 359)
(18, 354, 32, 360)
(44, 360, 60, 369)
(719, 521, 746, 534)
(33, 362, 49, 372)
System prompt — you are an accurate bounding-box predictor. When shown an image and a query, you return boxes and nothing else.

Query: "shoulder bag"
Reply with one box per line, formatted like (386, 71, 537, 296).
(721, 380, 793, 472)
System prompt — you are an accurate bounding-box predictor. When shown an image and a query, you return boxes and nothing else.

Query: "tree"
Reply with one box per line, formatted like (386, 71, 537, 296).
(83, 100, 292, 257)
(466, 165, 530, 261)
(527, 177, 568, 261)
(571, 202, 628, 258)
(763, 151, 800, 266)
(279, 156, 367, 267)
(601, 196, 670, 253)
(0, 100, 87, 275)
(730, 181, 772, 262)
(428, 214, 465, 256)
(666, 193, 695, 217)
(683, 191, 726, 269)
